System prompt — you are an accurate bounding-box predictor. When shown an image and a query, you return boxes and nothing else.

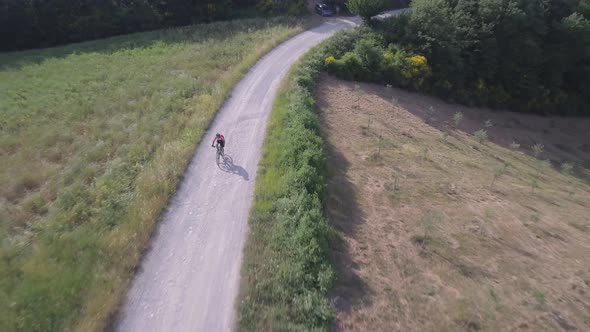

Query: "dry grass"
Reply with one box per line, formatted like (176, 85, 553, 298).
(317, 75, 590, 331)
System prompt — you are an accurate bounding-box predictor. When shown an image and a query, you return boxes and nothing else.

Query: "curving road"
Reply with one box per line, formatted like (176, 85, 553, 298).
(114, 16, 360, 332)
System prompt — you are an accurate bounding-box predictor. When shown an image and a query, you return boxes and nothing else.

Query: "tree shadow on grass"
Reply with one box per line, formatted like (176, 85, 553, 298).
(365, 81, 590, 184)
(322, 131, 373, 330)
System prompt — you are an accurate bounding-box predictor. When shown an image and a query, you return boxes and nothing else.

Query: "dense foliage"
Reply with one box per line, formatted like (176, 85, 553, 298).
(0, 0, 307, 51)
(347, 0, 386, 23)
(325, 28, 435, 90)
(332, 0, 590, 115)
(256, 0, 307, 16)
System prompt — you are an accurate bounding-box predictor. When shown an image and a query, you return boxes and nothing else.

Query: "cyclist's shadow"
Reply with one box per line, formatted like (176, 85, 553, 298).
(217, 154, 249, 181)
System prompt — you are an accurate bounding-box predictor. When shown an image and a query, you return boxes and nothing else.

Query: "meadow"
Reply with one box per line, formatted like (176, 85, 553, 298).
(0, 17, 309, 331)
(318, 75, 590, 331)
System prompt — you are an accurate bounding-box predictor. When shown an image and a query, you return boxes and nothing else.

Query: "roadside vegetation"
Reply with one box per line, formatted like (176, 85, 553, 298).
(317, 75, 590, 330)
(238, 31, 370, 331)
(328, 0, 590, 115)
(0, 17, 309, 332)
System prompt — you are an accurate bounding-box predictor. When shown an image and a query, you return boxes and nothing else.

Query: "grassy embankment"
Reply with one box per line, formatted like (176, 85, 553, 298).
(0, 17, 310, 332)
(317, 76, 590, 330)
(237, 32, 359, 331)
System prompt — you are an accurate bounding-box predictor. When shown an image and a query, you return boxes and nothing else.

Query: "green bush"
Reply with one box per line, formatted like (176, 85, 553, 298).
(347, 0, 386, 24)
(326, 34, 432, 90)
(331, 52, 362, 80)
(286, 0, 308, 16)
(374, 11, 412, 44)
(354, 39, 384, 77)
(381, 44, 408, 85)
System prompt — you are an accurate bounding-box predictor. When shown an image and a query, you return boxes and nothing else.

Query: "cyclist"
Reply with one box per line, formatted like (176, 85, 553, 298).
(211, 133, 225, 150)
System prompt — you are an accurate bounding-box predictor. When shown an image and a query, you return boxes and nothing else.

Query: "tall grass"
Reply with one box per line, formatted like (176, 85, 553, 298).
(238, 30, 364, 331)
(0, 17, 310, 332)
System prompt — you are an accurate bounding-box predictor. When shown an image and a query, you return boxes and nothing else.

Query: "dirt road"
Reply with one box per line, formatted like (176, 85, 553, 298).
(114, 17, 359, 332)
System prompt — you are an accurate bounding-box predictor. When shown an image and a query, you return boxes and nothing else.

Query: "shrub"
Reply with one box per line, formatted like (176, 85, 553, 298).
(561, 162, 574, 175)
(532, 143, 544, 159)
(540, 159, 552, 170)
(354, 39, 384, 78)
(491, 163, 509, 189)
(453, 112, 463, 128)
(286, 0, 308, 16)
(321, 28, 368, 58)
(375, 12, 412, 44)
(347, 0, 387, 24)
(400, 54, 432, 90)
(332, 52, 363, 80)
(381, 45, 410, 85)
(325, 55, 336, 65)
(474, 129, 488, 144)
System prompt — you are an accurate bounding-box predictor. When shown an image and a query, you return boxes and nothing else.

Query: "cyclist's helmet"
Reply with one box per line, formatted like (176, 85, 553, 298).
(216, 133, 220, 137)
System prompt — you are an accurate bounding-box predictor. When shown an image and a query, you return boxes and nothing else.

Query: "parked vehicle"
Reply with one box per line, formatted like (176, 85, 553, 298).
(315, 3, 334, 16)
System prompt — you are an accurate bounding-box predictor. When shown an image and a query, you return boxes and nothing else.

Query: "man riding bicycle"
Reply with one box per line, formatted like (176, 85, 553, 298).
(211, 133, 225, 155)
(212, 133, 225, 163)
(212, 133, 225, 149)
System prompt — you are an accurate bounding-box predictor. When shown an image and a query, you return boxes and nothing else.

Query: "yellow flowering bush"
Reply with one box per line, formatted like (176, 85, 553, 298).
(409, 55, 427, 66)
(324, 55, 336, 65)
(402, 54, 431, 79)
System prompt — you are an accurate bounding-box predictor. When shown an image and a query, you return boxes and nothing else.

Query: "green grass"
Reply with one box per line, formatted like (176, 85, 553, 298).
(0, 17, 311, 332)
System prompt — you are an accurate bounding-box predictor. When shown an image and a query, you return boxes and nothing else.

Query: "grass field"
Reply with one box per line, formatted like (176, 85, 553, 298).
(317, 75, 590, 331)
(0, 17, 310, 332)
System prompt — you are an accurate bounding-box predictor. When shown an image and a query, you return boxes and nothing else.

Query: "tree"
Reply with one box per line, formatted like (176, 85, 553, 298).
(347, 0, 386, 24)
(408, 0, 462, 88)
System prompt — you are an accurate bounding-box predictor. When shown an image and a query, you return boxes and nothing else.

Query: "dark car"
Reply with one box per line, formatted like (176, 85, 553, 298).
(315, 3, 334, 17)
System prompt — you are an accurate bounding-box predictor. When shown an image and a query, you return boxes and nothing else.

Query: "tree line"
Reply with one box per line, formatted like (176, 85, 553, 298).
(342, 0, 590, 115)
(0, 0, 307, 51)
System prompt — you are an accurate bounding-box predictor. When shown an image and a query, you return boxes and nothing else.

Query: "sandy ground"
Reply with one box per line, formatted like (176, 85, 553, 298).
(317, 75, 590, 331)
(112, 18, 362, 332)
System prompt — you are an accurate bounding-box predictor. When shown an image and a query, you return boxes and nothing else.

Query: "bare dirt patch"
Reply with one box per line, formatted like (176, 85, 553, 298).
(317, 75, 590, 331)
